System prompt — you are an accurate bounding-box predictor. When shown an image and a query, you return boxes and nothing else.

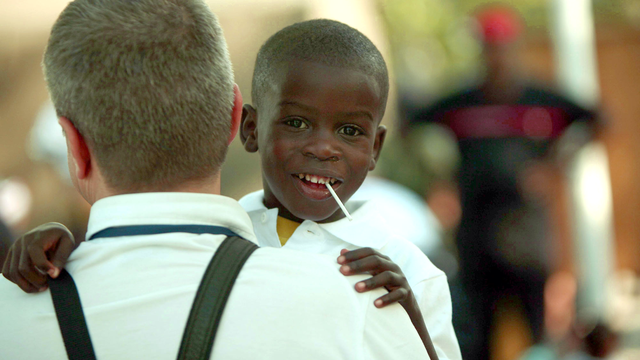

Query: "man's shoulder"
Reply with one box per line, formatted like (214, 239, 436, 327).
(0, 277, 65, 357)
(241, 246, 384, 309)
(246, 246, 358, 286)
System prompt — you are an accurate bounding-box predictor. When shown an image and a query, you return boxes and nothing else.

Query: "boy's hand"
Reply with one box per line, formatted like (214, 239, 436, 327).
(2, 222, 78, 293)
(338, 247, 439, 359)
(337, 247, 412, 308)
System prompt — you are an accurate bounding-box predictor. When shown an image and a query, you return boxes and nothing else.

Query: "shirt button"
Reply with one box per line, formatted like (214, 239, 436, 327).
(261, 213, 268, 223)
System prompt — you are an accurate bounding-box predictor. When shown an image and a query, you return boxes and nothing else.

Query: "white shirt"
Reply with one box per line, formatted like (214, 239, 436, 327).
(0, 192, 426, 360)
(240, 190, 462, 360)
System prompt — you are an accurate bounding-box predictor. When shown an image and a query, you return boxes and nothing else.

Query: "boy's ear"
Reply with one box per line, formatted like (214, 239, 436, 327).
(369, 125, 387, 171)
(240, 104, 259, 153)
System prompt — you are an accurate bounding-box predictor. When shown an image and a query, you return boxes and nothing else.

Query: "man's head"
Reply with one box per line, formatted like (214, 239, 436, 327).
(44, 0, 240, 199)
(241, 19, 388, 223)
(474, 4, 525, 89)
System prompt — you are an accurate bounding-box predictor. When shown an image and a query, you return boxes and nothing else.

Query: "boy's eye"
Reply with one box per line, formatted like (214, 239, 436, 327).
(338, 125, 363, 137)
(284, 118, 308, 129)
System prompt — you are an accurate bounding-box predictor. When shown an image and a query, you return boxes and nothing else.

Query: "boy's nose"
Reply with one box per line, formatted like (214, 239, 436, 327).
(302, 132, 342, 162)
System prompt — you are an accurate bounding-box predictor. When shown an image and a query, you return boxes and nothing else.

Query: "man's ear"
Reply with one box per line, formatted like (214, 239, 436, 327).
(240, 104, 259, 153)
(58, 117, 92, 180)
(228, 84, 243, 145)
(369, 125, 387, 171)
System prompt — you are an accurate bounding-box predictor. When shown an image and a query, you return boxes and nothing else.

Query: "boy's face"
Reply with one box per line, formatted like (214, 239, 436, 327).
(242, 60, 386, 223)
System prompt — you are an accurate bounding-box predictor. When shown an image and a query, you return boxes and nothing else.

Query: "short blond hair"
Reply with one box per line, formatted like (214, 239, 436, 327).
(43, 0, 234, 192)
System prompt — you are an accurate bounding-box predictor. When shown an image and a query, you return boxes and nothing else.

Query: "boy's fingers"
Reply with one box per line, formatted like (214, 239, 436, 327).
(4, 245, 21, 282)
(19, 244, 48, 290)
(5, 249, 41, 293)
(340, 247, 388, 262)
(26, 241, 57, 278)
(13, 272, 43, 294)
(48, 238, 76, 276)
(340, 255, 398, 275)
(374, 288, 409, 308)
(356, 271, 406, 292)
(28, 225, 75, 278)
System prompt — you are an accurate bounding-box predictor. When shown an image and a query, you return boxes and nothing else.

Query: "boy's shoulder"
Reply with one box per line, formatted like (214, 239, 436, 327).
(238, 189, 265, 212)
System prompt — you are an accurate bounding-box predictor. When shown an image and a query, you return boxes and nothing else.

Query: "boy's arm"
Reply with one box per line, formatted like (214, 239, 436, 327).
(339, 247, 439, 360)
(1, 222, 79, 293)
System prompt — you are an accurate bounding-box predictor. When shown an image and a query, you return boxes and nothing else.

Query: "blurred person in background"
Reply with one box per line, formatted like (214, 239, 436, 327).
(405, 4, 602, 360)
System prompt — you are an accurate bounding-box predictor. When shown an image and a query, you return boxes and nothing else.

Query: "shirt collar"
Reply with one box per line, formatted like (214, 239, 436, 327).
(86, 192, 258, 244)
(238, 190, 390, 249)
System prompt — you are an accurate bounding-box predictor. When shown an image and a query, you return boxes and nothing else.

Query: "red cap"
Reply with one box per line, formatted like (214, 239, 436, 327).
(474, 5, 523, 44)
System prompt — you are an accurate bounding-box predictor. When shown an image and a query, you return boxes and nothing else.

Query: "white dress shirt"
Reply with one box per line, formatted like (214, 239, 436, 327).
(0, 192, 426, 359)
(240, 190, 462, 360)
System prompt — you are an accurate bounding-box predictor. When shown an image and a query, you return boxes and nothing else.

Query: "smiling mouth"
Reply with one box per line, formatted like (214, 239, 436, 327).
(291, 173, 342, 201)
(294, 173, 340, 186)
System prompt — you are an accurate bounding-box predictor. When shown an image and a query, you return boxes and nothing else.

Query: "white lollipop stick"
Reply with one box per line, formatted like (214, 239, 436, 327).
(325, 183, 352, 221)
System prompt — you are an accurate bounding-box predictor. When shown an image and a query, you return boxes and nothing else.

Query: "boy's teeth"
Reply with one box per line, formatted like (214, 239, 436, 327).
(297, 173, 338, 185)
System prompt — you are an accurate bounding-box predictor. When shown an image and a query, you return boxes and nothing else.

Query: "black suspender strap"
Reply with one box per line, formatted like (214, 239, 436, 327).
(49, 269, 97, 360)
(89, 225, 239, 240)
(48, 224, 256, 360)
(177, 235, 258, 360)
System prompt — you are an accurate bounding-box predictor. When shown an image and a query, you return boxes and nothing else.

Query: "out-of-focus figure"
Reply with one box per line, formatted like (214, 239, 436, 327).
(405, 4, 602, 360)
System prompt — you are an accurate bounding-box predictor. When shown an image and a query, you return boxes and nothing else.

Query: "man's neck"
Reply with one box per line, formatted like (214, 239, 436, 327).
(482, 78, 525, 103)
(87, 174, 222, 204)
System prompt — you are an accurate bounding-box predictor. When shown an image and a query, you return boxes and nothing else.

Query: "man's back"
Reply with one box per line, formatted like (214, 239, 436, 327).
(0, 193, 425, 359)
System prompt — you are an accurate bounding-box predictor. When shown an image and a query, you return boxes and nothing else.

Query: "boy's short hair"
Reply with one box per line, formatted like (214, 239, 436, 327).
(43, 0, 234, 192)
(251, 19, 389, 115)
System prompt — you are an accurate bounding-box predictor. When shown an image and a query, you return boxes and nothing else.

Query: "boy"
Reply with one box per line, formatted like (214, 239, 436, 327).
(3, 19, 461, 360)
